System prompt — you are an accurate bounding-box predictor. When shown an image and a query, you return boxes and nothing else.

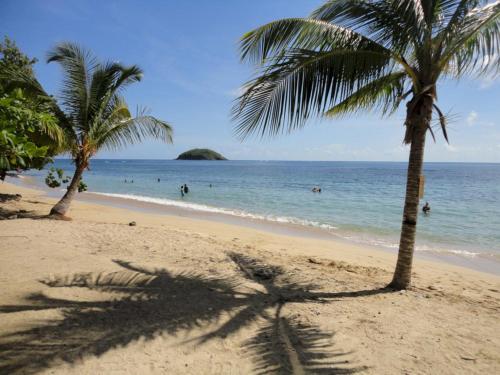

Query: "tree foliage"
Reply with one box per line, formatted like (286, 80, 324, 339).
(0, 37, 62, 178)
(43, 42, 173, 216)
(232, 0, 500, 289)
(233, 0, 500, 141)
(45, 42, 173, 165)
(45, 166, 87, 192)
(0, 89, 59, 176)
(0, 36, 37, 78)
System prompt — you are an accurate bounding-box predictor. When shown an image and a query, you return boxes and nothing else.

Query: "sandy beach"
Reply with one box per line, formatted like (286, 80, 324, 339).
(1, 181, 499, 374)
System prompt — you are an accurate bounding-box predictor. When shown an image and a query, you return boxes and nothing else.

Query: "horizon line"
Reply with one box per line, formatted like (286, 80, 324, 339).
(53, 158, 500, 164)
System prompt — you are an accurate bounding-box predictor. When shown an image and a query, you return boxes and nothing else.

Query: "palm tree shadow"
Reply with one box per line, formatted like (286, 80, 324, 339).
(0, 254, 390, 374)
(0, 261, 244, 374)
(202, 253, 377, 373)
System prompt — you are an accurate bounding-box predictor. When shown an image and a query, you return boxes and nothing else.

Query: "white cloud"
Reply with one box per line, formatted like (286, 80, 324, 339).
(466, 111, 478, 126)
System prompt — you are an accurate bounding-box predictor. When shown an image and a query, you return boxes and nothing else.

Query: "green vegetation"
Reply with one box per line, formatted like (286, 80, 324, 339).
(0, 37, 63, 180)
(233, 0, 500, 289)
(45, 167, 87, 192)
(1, 38, 173, 217)
(40, 42, 173, 218)
(176, 148, 227, 160)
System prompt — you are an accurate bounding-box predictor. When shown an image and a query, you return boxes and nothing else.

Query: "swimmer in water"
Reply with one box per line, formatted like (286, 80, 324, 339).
(422, 202, 431, 214)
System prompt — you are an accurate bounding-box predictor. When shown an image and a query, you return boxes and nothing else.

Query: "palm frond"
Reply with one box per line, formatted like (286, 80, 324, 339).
(113, 64, 143, 91)
(233, 47, 393, 139)
(87, 63, 143, 116)
(36, 112, 66, 146)
(47, 42, 172, 159)
(441, 1, 500, 77)
(240, 17, 390, 64)
(92, 105, 173, 152)
(47, 42, 96, 132)
(0, 67, 47, 97)
(87, 62, 125, 122)
(435, 0, 482, 36)
(432, 103, 449, 143)
(324, 71, 408, 117)
(310, 0, 425, 52)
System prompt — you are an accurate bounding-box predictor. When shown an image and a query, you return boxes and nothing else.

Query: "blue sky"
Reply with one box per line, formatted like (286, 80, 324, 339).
(2, 0, 499, 162)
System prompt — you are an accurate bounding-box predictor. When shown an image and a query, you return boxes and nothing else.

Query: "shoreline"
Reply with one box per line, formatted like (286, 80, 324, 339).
(1, 178, 500, 374)
(7, 175, 500, 276)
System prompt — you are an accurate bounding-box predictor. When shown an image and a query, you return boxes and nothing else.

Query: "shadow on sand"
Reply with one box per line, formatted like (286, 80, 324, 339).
(0, 253, 394, 374)
(0, 193, 49, 220)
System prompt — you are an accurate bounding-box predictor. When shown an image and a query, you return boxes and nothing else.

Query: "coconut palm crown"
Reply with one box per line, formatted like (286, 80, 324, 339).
(233, 0, 500, 289)
(47, 43, 173, 217)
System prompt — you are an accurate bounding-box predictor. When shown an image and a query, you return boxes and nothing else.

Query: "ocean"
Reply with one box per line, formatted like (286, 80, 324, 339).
(23, 159, 500, 272)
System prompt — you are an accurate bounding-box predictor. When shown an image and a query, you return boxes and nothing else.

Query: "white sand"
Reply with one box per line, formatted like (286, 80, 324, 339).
(1, 181, 499, 374)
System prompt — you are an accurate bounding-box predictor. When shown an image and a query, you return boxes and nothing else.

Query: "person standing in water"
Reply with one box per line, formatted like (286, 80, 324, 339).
(184, 184, 189, 194)
(180, 185, 185, 197)
(423, 202, 431, 214)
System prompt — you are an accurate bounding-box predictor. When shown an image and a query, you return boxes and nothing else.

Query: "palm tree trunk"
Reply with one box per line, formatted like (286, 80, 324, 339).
(389, 97, 433, 290)
(49, 162, 85, 218)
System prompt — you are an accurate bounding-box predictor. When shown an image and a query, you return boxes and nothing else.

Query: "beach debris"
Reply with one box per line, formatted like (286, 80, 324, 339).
(308, 258, 322, 265)
(228, 252, 282, 281)
(129, 221, 137, 226)
(460, 356, 477, 361)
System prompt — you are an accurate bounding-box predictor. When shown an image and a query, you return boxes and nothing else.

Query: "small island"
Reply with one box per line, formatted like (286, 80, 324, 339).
(176, 148, 227, 160)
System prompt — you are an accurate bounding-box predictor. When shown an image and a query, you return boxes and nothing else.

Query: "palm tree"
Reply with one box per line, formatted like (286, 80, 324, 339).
(233, 0, 500, 289)
(45, 43, 173, 218)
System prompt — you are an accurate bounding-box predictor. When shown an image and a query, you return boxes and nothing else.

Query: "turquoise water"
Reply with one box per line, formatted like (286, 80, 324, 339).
(26, 160, 500, 263)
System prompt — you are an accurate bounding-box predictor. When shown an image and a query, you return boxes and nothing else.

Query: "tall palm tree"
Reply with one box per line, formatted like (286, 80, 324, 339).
(45, 43, 173, 218)
(233, 0, 500, 289)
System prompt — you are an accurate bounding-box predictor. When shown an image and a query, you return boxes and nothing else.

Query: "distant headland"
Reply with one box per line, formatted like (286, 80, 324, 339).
(176, 148, 227, 160)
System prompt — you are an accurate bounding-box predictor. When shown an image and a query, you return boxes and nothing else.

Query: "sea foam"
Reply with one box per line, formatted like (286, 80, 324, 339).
(91, 192, 483, 259)
(90, 192, 338, 231)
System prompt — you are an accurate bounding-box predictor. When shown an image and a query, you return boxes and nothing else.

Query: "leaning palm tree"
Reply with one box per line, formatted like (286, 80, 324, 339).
(45, 43, 173, 218)
(233, 0, 500, 289)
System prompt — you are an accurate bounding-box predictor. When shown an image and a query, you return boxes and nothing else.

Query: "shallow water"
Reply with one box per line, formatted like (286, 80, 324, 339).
(26, 159, 500, 266)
